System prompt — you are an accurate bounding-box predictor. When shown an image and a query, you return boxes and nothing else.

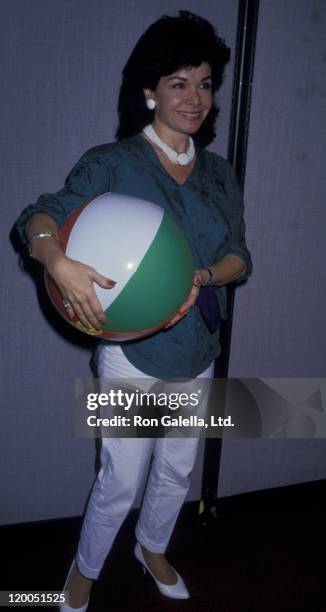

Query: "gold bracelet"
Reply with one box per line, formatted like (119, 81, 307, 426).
(28, 231, 57, 256)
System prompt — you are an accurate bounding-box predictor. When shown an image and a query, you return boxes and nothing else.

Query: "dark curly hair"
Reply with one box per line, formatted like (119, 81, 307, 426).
(116, 10, 231, 147)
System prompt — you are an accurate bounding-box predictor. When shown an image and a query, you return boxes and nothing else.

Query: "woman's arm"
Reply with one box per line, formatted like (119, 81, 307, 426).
(17, 151, 114, 329)
(26, 212, 115, 330)
(164, 253, 246, 330)
(26, 213, 61, 266)
(196, 253, 247, 286)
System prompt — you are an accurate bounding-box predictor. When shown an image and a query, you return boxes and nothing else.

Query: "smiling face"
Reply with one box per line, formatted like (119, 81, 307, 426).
(144, 62, 213, 146)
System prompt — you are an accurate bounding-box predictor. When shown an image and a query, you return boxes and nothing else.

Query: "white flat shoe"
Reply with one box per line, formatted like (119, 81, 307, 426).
(59, 559, 89, 611)
(134, 542, 190, 599)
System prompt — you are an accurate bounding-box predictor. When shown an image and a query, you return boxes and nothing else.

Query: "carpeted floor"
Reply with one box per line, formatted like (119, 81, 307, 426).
(2, 479, 326, 611)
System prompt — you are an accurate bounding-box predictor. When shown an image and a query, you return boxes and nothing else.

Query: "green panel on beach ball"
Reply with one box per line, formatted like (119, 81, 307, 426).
(103, 213, 194, 332)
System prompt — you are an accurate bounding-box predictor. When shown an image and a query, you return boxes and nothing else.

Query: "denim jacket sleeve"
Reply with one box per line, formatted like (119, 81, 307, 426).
(15, 152, 110, 245)
(218, 162, 253, 281)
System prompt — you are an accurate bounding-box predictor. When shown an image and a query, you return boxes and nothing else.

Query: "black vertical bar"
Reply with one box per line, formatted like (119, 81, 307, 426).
(199, 0, 260, 525)
(228, 0, 260, 184)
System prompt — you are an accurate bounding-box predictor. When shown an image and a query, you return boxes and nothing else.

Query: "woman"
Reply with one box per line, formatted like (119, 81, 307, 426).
(16, 11, 252, 611)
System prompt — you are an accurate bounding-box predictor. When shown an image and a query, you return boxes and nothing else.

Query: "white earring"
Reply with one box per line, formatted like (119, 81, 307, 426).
(146, 97, 156, 110)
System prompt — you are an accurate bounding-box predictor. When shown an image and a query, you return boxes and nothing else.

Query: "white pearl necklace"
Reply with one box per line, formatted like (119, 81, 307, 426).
(143, 124, 195, 166)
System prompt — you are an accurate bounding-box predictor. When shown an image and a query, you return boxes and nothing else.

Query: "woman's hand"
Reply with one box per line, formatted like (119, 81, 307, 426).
(25, 213, 115, 330)
(47, 251, 116, 330)
(164, 270, 203, 330)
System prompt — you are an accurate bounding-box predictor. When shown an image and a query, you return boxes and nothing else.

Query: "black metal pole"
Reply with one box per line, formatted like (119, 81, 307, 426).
(199, 0, 260, 526)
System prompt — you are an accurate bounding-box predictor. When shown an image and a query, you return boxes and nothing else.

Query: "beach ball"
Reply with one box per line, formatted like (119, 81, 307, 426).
(45, 192, 194, 340)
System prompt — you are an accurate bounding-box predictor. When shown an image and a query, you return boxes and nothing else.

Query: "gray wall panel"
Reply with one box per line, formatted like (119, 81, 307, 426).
(219, 0, 326, 498)
(229, 0, 326, 378)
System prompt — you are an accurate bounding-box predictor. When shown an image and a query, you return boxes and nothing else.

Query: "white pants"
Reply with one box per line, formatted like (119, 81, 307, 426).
(76, 344, 214, 580)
